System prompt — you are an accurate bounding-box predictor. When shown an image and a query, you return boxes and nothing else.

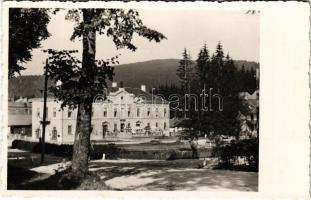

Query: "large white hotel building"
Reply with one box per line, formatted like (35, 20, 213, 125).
(31, 83, 170, 144)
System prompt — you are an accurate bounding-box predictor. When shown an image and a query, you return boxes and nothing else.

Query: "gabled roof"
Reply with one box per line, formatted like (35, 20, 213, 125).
(28, 98, 56, 103)
(248, 99, 259, 108)
(109, 87, 168, 104)
(8, 102, 31, 108)
(29, 87, 169, 104)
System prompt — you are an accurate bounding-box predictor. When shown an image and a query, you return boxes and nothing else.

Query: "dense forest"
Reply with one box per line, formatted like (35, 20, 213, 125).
(154, 42, 259, 138)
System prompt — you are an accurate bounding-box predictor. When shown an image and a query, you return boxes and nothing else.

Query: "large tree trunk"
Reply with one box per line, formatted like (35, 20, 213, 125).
(71, 103, 92, 177)
(71, 9, 96, 179)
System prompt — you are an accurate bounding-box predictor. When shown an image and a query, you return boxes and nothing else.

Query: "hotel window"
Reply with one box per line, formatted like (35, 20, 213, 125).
(147, 122, 150, 128)
(155, 108, 159, 118)
(136, 121, 141, 128)
(147, 108, 151, 117)
(92, 110, 94, 117)
(114, 109, 118, 117)
(128, 108, 131, 117)
(37, 108, 40, 118)
(103, 108, 107, 117)
(164, 108, 167, 117)
(137, 108, 140, 117)
(164, 122, 167, 130)
(121, 96, 124, 100)
(68, 110, 72, 118)
(53, 107, 56, 118)
(68, 125, 72, 135)
(155, 122, 158, 128)
(52, 127, 57, 140)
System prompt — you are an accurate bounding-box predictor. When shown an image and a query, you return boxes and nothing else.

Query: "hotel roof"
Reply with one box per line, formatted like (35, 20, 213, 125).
(108, 87, 169, 104)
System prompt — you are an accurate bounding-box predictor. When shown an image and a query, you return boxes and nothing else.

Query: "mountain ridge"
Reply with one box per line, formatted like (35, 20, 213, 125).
(9, 59, 259, 99)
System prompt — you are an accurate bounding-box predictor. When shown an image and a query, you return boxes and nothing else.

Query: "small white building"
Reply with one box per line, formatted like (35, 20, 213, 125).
(31, 84, 170, 144)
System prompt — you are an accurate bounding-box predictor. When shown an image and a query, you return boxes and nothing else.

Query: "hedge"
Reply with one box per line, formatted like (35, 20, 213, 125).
(11, 140, 121, 159)
(11, 140, 213, 160)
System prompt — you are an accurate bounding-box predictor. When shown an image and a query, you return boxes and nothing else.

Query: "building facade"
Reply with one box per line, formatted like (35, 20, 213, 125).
(31, 84, 170, 144)
(8, 101, 32, 137)
(238, 90, 259, 139)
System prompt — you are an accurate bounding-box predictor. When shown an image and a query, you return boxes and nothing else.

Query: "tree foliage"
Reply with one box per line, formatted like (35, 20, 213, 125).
(9, 8, 51, 78)
(239, 65, 257, 94)
(45, 49, 115, 109)
(46, 8, 167, 110)
(44, 8, 166, 179)
(66, 9, 166, 51)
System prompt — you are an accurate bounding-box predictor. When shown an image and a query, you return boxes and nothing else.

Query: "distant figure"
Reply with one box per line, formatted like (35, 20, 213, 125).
(197, 158, 208, 169)
(190, 137, 199, 159)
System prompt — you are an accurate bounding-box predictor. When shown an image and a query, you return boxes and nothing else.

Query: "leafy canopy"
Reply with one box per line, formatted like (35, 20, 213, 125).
(45, 49, 115, 109)
(9, 8, 51, 78)
(66, 9, 166, 51)
(46, 9, 166, 109)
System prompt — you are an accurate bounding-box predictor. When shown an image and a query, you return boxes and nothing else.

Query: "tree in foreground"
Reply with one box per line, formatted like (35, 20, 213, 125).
(9, 8, 51, 78)
(46, 9, 166, 180)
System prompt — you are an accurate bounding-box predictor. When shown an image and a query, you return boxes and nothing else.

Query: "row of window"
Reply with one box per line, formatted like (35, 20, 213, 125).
(36, 107, 68, 118)
(36, 125, 73, 141)
(37, 107, 167, 119)
(36, 120, 168, 140)
(98, 107, 168, 118)
(99, 121, 168, 133)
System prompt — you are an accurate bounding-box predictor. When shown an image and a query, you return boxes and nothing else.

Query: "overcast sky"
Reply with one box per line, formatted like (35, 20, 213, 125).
(21, 9, 259, 75)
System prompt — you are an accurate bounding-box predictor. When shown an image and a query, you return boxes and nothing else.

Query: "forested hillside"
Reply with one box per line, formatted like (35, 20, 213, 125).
(9, 59, 259, 99)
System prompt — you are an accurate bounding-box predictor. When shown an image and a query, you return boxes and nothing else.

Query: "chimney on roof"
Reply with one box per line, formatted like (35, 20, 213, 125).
(120, 81, 124, 88)
(112, 82, 117, 87)
(141, 85, 146, 92)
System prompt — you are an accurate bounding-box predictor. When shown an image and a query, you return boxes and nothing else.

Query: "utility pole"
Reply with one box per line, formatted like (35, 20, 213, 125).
(40, 59, 49, 164)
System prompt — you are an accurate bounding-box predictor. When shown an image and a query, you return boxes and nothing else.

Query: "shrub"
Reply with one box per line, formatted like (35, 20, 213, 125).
(164, 149, 177, 160)
(11, 140, 73, 158)
(213, 138, 258, 171)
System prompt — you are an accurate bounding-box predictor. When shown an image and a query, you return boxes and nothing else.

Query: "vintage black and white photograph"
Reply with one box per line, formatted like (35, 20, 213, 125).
(6, 6, 259, 191)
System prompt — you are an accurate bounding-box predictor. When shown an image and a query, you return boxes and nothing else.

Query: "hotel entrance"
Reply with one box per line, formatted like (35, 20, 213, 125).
(120, 122, 125, 133)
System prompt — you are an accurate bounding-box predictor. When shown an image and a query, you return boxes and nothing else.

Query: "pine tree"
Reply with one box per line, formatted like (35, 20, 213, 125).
(208, 42, 225, 92)
(192, 42, 245, 138)
(176, 48, 194, 118)
(176, 49, 194, 91)
(195, 43, 210, 84)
